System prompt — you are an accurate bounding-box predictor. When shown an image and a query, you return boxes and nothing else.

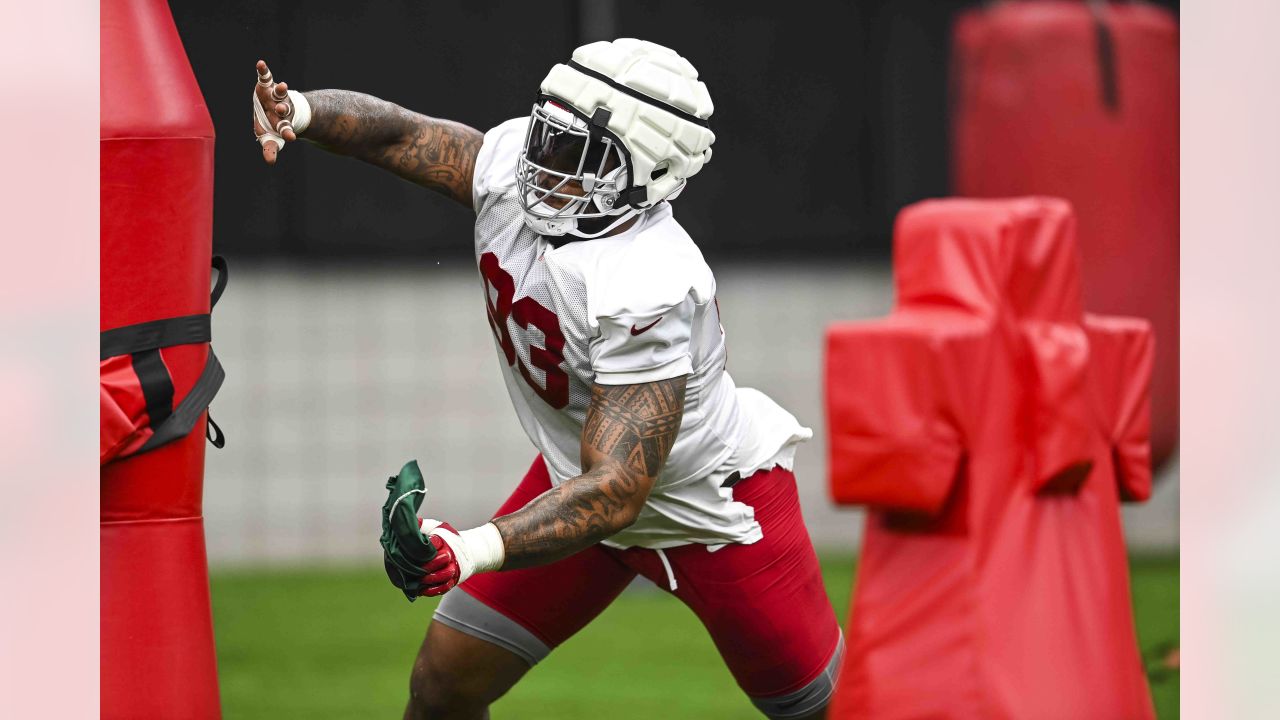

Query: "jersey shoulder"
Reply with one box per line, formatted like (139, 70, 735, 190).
(548, 206, 715, 325)
(472, 117, 528, 209)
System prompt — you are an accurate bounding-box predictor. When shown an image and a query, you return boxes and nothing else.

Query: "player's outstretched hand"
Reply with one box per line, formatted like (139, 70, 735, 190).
(252, 59, 299, 165)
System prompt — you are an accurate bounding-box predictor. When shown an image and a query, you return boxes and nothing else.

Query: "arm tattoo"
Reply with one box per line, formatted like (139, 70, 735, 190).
(494, 376, 688, 569)
(299, 89, 482, 208)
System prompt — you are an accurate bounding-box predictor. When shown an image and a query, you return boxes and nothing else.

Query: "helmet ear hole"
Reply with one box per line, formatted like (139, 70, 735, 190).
(650, 162, 670, 181)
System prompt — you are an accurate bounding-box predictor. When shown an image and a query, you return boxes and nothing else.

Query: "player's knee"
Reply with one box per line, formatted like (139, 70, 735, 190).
(406, 650, 488, 719)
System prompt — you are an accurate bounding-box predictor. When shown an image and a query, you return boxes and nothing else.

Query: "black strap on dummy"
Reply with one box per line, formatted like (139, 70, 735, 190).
(100, 256, 230, 455)
(978, 0, 1121, 113)
(137, 349, 226, 453)
(1089, 0, 1120, 113)
(131, 348, 176, 427)
(101, 315, 209, 360)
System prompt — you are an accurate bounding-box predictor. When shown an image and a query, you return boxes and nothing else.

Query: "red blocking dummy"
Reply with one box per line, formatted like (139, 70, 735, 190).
(825, 198, 1154, 720)
(101, 0, 221, 717)
(952, 1, 1178, 467)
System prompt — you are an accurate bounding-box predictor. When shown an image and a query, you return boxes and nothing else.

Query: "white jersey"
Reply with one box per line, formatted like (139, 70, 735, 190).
(471, 118, 811, 549)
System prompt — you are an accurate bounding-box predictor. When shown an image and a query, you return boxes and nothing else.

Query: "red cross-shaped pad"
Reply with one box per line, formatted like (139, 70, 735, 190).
(824, 197, 1156, 719)
(826, 197, 1153, 514)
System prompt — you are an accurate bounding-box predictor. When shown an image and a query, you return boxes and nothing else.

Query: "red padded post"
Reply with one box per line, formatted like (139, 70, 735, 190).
(825, 198, 1154, 720)
(951, 1, 1179, 467)
(101, 1, 221, 717)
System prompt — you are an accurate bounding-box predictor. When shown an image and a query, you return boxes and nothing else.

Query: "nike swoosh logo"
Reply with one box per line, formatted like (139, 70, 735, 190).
(631, 317, 663, 336)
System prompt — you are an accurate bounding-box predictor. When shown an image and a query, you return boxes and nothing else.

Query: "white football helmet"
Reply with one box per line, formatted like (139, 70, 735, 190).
(517, 38, 716, 238)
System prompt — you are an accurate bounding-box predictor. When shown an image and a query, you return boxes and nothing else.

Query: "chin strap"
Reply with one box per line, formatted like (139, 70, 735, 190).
(566, 207, 643, 239)
(523, 203, 643, 240)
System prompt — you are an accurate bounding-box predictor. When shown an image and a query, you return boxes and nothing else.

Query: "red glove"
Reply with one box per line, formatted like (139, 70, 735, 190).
(414, 519, 506, 597)
(417, 520, 460, 597)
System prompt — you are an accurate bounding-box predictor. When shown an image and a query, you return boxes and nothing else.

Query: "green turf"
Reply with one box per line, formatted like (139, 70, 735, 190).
(210, 554, 1178, 719)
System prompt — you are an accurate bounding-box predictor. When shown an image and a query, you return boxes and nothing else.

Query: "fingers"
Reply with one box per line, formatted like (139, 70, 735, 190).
(255, 61, 289, 115)
(255, 112, 288, 162)
(261, 138, 279, 165)
(256, 59, 273, 86)
(275, 120, 297, 143)
(270, 82, 293, 138)
(254, 61, 295, 162)
(420, 577, 457, 597)
(423, 545, 455, 573)
(419, 539, 460, 595)
(421, 566, 457, 586)
(422, 557, 453, 577)
(419, 552, 460, 596)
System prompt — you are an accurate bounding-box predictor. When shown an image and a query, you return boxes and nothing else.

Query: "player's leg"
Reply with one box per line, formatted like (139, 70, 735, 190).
(404, 456, 637, 720)
(403, 620, 527, 720)
(617, 465, 844, 719)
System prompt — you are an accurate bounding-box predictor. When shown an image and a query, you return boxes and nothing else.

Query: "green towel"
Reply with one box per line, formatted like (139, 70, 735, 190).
(380, 460, 438, 601)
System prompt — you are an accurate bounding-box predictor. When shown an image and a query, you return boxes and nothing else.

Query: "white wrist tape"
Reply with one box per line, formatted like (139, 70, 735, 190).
(459, 523, 506, 575)
(424, 521, 506, 584)
(287, 90, 312, 135)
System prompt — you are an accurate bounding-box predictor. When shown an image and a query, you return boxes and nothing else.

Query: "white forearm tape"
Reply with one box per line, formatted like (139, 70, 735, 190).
(426, 521, 506, 583)
(458, 523, 506, 576)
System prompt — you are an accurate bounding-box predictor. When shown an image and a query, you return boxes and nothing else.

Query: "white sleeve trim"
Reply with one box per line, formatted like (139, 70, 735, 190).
(593, 354, 693, 386)
(472, 118, 527, 210)
(471, 135, 497, 210)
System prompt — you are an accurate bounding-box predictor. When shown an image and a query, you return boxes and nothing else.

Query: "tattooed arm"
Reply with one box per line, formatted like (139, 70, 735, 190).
(299, 90, 482, 208)
(252, 60, 481, 208)
(411, 370, 687, 595)
(492, 376, 688, 569)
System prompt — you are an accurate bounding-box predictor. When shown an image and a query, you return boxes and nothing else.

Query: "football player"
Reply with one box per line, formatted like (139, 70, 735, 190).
(253, 39, 842, 720)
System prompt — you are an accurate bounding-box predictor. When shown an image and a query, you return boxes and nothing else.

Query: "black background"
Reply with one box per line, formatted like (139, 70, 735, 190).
(171, 0, 1177, 265)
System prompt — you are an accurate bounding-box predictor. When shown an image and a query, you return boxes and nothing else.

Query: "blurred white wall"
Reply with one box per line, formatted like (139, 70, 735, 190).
(204, 263, 1178, 566)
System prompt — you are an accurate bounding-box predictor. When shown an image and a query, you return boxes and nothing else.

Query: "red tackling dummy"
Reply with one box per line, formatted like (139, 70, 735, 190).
(101, 0, 221, 717)
(951, 0, 1179, 467)
(825, 198, 1154, 719)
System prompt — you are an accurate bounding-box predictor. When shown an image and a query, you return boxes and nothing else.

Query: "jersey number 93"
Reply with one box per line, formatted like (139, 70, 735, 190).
(480, 252, 569, 409)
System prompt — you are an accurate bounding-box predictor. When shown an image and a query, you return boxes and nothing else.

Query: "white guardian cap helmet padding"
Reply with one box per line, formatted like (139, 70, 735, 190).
(516, 38, 716, 238)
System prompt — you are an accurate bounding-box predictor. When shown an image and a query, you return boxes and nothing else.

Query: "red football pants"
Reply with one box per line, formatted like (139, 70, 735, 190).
(456, 456, 841, 699)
